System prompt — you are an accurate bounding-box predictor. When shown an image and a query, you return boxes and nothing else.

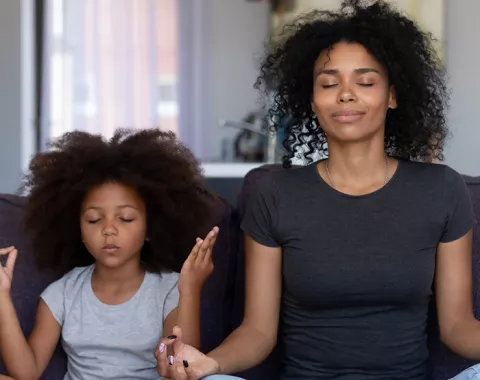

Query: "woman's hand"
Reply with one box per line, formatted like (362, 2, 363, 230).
(155, 326, 220, 379)
(0, 246, 17, 294)
(178, 227, 218, 296)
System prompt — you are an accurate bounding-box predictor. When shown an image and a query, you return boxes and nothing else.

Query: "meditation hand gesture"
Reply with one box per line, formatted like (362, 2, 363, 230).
(178, 227, 219, 295)
(0, 246, 18, 293)
(155, 326, 220, 379)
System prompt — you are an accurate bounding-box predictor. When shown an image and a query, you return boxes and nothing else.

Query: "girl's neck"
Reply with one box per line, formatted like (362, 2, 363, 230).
(92, 259, 144, 287)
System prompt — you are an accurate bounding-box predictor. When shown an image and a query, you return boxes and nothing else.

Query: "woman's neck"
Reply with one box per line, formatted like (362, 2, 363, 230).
(323, 139, 396, 194)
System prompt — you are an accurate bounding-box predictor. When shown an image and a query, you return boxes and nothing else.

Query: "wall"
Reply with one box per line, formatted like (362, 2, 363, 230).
(0, 0, 478, 190)
(203, 0, 270, 162)
(0, 0, 34, 194)
(176, 0, 271, 162)
(272, 0, 444, 55)
(443, 0, 479, 175)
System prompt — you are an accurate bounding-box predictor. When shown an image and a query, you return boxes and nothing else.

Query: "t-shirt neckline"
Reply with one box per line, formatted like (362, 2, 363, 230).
(87, 265, 149, 310)
(312, 157, 404, 199)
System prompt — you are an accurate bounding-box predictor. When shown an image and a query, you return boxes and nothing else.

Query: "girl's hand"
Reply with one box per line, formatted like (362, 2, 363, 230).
(0, 246, 17, 294)
(178, 227, 218, 295)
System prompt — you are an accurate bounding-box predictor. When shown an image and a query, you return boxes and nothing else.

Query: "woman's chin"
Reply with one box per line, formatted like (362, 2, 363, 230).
(327, 126, 382, 144)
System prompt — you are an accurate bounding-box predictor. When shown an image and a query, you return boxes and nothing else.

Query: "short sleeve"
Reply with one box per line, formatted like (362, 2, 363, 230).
(440, 166, 477, 243)
(40, 275, 67, 326)
(240, 173, 280, 247)
(162, 272, 180, 322)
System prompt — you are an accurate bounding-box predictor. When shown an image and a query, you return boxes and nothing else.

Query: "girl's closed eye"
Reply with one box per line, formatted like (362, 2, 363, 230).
(87, 219, 101, 224)
(120, 218, 135, 223)
(322, 84, 338, 89)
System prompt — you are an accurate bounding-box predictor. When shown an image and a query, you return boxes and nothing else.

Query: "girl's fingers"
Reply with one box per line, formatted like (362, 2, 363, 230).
(0, 246, 15, 256)
(4, 249, 17, 275)
(203, 234, 217, 264)
(195, 227, 218, 263)
(188, 238, 203, 261)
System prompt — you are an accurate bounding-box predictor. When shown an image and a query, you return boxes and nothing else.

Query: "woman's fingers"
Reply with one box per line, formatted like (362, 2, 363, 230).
(155, 336, 177, 377)
(183, 360, 200, 379)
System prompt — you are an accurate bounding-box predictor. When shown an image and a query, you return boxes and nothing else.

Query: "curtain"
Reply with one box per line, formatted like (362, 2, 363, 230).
(40, 0, 179, 149)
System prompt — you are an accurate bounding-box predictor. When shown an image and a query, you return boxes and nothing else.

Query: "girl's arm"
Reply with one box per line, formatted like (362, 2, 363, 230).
(164, 291, 201, 348)
(0, 247, 62, 380)
(163, 228, 218, 349)
(0, 296, 61, 380)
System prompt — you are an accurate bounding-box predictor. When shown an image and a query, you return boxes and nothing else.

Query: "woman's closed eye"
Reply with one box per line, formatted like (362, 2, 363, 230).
(321, 83, 374, 89)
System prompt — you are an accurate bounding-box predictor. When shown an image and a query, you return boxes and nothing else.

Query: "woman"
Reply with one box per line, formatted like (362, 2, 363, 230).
(156, 1, 480, 379)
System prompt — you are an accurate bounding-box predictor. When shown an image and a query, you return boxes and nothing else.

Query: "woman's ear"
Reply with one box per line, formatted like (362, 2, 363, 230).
(388, 86, 398, 109)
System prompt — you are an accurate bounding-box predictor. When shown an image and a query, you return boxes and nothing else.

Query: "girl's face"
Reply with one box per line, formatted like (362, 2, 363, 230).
(80, 182, 147, 269)
(311, 42, 397, 145)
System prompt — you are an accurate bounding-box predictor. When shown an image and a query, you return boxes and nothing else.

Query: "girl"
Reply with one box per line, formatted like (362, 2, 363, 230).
(0, 128, 219, 380)
(156, 1, 480, 379)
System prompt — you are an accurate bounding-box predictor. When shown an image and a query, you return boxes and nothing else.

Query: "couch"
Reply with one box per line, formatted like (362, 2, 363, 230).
(1, 164, 480, 380)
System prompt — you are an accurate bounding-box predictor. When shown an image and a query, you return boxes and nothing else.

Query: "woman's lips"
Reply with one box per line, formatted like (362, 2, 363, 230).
(332, 110, 366, 123)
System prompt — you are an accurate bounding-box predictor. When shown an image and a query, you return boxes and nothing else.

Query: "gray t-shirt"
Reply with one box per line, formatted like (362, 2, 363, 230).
(241, 159, 476, 380)
(41, 265, 179, 380)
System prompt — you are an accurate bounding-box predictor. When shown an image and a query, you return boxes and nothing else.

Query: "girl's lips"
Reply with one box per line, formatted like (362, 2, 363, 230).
(102, 244, 120, 253)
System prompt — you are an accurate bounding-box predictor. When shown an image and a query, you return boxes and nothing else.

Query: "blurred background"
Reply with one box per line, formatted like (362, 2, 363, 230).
(0, 0, 477, 203)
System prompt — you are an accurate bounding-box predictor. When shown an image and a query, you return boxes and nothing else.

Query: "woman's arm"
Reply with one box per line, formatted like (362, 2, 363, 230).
(0, 296, 61, 380)
(207, 236, 282, 374)
(436, 230, 480, 359)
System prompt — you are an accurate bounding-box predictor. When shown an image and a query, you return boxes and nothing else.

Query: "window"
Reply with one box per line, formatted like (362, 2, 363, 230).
(40, 0, 179, 147)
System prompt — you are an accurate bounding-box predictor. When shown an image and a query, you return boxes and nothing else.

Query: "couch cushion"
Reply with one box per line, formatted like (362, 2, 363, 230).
(0, 194, 237, 378)
(200, 197, 240, 352)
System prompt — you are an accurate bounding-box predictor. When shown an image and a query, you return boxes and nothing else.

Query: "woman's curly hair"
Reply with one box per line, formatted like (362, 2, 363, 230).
(21, 129, 218, 275)
(256, 0, 448, 167)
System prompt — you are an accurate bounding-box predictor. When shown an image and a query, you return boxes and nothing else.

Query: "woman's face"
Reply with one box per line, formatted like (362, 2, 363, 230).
(311, 42, 397, 144)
